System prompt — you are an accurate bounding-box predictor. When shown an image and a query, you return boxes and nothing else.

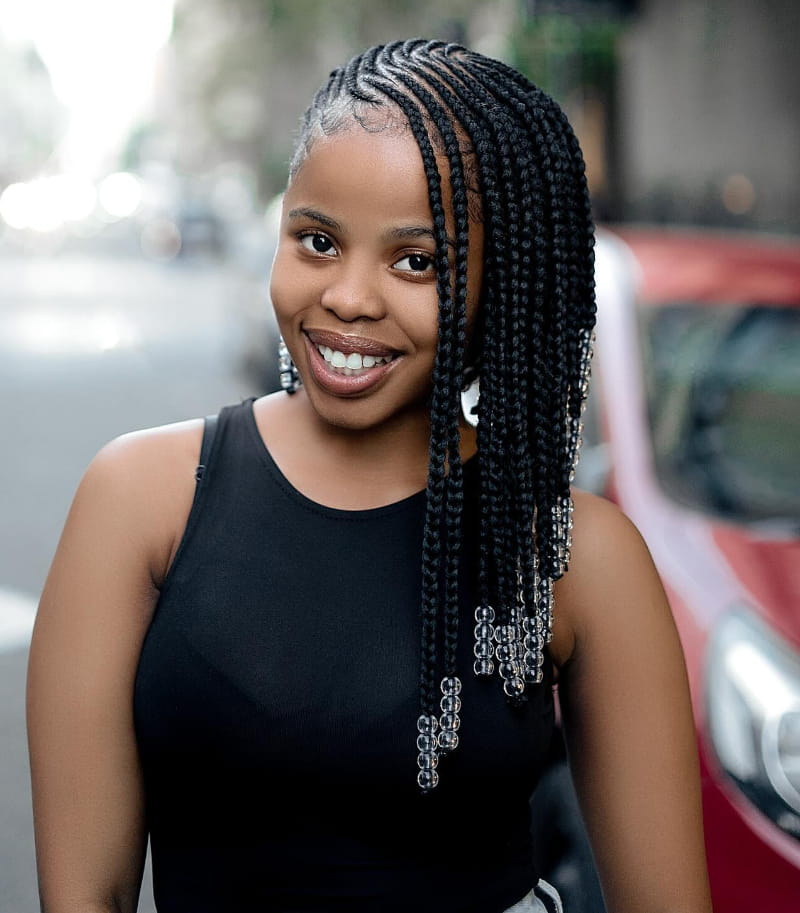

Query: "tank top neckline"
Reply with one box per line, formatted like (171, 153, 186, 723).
(241, 397, 477, 520)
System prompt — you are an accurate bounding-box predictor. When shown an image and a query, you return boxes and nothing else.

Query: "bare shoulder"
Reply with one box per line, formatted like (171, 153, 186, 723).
(550, 488, 671, 668)
(74, 417, 204, 587)
(91, 416, 204, 475)
(568, 487, 652, 572)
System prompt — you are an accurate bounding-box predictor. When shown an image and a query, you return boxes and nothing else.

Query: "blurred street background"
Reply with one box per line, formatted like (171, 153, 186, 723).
(1, 1, 799, 911)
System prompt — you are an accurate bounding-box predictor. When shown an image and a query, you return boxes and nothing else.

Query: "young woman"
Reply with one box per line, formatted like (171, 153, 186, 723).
(27, 39, 713, 913)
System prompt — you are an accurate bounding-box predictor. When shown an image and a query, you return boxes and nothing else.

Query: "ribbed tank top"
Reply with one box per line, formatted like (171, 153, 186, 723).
(134, 398, 555, 913)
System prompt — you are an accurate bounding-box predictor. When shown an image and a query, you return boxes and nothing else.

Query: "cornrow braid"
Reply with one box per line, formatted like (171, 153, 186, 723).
(370, 45, 473, 771)
(290, 39, 596, 792)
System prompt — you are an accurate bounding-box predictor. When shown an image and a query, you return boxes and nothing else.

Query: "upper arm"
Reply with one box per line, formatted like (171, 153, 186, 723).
(26, 421, 201, 913)
(550, 492, 713, 913)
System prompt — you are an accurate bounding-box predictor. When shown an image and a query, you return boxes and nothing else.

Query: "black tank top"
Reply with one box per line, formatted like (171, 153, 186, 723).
(134, 398, 555, 913)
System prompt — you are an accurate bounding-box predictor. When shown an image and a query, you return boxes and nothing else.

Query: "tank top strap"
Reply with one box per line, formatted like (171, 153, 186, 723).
(158, 398, 255, 596)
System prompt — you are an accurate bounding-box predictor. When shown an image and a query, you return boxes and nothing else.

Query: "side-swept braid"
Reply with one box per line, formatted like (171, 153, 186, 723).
(290, 39, 596, 792)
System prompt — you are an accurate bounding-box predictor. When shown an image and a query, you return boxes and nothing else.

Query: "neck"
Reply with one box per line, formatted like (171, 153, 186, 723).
(256, 390, 477, 510)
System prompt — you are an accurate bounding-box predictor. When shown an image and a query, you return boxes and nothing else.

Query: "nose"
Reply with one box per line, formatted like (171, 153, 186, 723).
(320, 259, 385, 323)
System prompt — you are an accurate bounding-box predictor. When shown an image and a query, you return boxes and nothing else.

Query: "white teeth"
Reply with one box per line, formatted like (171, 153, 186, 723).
(316, 344, 394, 373)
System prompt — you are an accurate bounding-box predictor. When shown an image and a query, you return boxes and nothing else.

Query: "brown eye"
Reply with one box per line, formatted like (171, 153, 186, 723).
(300, 233, 336, 255)
(395, 252, 434, 273)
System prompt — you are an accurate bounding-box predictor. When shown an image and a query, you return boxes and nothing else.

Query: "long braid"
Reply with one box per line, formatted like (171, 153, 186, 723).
(379, 43, 472, 698)
(364, 74, 452, 725)
(444, 52, 551, 663)
(290, 40, 597, 791)
(442, 77, 517, 630)
(472, 60, 591, 587)
(402, 53, 508, 626)
(368, 43, 473, 762)
(408, 52, 526, 688)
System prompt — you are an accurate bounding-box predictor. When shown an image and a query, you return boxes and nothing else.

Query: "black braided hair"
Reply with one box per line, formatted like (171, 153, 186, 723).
(288, 39, 596, 791)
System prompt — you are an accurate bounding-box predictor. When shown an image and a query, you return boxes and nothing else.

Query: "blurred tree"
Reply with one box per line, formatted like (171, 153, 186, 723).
(508, 1, 631, 219)
(151, 0, 509, 202)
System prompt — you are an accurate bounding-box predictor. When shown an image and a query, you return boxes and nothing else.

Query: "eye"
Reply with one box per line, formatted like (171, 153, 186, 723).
(394, 252, 435, 273)
(299, 232, 337, 255)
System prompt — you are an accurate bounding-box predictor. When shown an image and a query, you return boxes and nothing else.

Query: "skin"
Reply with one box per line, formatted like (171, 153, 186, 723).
(27, 112, 713, 913)
(265, 118, 483, 505)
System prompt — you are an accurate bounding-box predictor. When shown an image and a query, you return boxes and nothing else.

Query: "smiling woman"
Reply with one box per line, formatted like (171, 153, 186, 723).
(270, 122, 469, 428)
(27, 38, 712, 913)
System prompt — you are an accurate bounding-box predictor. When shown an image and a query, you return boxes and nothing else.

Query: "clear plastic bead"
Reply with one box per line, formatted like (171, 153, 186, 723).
(494, 624, 519, 645)
(438, 729, 459, 752)
(418, 751, 438, 769)
(439, 713, 460, 732)
(524, 662, 543, 684)
(495, 642, 517, 663)
(522, 616, 533, 634)
(474, 639, 493, 659)
(525, 632, 543, 653)
(417, 714, 438, 734)
(440, 676, 462, 695)
(474, 622, 494, 641)
(417, 768, 439, 791)
(475, 605, 495, 623)
(523, 648, 543, 670)
(503, 675, 526, 698)
(474, 657, 494, 676)
(417, 733, 436, 752)
(440, 694, 461, 714)
(499, 660, 520, 679)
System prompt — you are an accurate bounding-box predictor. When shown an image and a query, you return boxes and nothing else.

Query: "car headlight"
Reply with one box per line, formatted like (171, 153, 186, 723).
(706, 609, 800, 841)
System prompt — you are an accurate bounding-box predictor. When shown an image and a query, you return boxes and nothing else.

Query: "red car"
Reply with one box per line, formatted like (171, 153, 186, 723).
(583, 225, 800, 911)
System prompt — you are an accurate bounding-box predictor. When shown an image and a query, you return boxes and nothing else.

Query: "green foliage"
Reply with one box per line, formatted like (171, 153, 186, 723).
(508, 9, 619, 101)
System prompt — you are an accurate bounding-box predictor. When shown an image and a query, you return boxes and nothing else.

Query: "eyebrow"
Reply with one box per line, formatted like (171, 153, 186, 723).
(387, 225, 433, 241)
(286, 207, 342, 231)
(387, 225, 456, 249)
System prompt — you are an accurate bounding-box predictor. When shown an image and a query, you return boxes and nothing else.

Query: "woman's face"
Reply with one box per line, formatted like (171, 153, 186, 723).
(269, 115, 482, 432)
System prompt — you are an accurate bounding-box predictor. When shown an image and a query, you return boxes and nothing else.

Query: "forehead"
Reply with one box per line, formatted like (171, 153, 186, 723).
(285, 123, 433, 224)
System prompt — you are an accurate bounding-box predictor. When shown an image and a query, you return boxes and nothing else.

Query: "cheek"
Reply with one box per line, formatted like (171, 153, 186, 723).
(268, 249, 300, 322)
(400, 294, 440, 354)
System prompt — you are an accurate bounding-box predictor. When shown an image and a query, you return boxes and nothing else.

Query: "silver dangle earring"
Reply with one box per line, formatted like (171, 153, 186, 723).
(278, 336, 302, 394)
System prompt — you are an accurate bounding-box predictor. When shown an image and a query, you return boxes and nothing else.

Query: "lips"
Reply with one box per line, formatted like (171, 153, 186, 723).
(301, 330, 401, 396)
(304, 329, 398, 358)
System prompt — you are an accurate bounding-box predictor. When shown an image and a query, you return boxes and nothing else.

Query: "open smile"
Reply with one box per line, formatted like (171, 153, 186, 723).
(315, 344, 395, 375)
(302, 330, 401, 394)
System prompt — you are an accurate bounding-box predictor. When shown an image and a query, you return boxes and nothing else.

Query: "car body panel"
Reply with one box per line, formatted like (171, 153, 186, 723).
(589, 225, 800, 911)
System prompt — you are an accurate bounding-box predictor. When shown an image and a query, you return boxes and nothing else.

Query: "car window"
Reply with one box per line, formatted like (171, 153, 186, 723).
(639, 303, 800, 526)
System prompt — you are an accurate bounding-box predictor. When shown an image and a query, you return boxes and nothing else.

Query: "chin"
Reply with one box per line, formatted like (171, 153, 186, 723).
(303, 385, 431, 435)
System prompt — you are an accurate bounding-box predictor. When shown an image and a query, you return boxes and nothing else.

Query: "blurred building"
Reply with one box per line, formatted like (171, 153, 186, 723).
(617, 0, 800, 232)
